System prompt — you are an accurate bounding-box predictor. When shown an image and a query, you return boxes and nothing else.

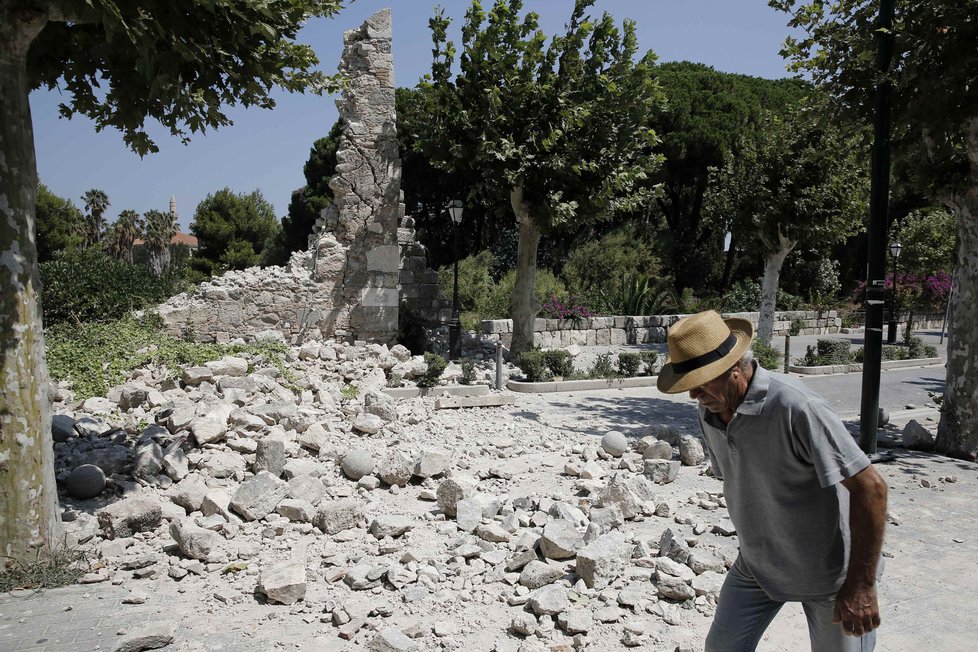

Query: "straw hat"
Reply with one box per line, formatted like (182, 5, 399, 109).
(656, 310, 753, 394)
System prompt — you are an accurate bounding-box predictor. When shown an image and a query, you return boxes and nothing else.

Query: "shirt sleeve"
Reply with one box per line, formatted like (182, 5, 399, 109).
(791, 399, 870, 488)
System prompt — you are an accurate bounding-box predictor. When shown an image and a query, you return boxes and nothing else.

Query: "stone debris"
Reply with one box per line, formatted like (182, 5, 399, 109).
(112, 621, 177, 652)
(97, 497, 162, 540)
(64, 463, 106, 499)
(230, 471, 290, 521)
(601, 430, 629, 457)
(644, 459, 681, 484)
(47, 259, 746, 652)
(902, 419, 936, 450)
(369, 627, 417, 652)
(576, 532, 632, 589)
(259, 555, 307, 605)
(678, 435, 706, 466)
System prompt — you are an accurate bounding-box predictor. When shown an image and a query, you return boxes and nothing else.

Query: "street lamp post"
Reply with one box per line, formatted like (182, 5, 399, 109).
(448, 199, 464, 360)
(887, 239, 902, 344)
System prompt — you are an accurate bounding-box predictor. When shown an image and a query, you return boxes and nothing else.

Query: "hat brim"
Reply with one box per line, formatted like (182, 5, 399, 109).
(656, 317, 754, 394)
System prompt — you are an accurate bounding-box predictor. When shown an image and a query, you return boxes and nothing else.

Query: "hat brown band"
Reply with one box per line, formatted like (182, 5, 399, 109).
(671, 333, 739, 374)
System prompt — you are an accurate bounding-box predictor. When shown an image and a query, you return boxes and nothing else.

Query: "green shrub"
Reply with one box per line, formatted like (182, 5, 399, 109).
(45, 315, 290, 400)
(816, 339, 852, 365)
(789, 317, 805, 336)
(562, 225, 661, 302)
(800, 344, 821, 366)
(40, 249, 182, 325)
(640, 350, 659, 375)
(417, 352, 448, 388)
(721, 279, 807, 313)
(477, 268, 567, 320)
(589, 353, 616, 379)
(922, 344, 938, 358)
(542, 350, 575, 378)
(340, 384, 359, 400)
(751, 339, 782, 370)
(437, 251, 497, 313)
(515, 349, 551, 382)
(617, 352, 642, 377)
(460, 359, 477, 385)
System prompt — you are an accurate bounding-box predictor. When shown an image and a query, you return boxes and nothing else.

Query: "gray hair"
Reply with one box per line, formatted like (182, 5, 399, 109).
(738, 348, 754, 371)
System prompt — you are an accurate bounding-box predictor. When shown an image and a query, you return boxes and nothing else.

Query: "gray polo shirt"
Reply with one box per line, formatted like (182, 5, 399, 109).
(698, 364, 870, 602)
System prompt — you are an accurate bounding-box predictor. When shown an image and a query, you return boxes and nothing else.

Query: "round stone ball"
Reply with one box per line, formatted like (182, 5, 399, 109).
(601, 430, 629, 457)
(878, 407, 890, 426)
(64, 464, 106, 499)
(341, 449, 376, 481)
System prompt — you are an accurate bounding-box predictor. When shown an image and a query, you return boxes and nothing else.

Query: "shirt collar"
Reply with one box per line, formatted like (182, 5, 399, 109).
(735, 362, 770, 416)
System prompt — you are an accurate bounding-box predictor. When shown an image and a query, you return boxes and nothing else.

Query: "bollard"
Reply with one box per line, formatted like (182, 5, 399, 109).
(495, 342, 504, 390)
(783, 333, 791, 371)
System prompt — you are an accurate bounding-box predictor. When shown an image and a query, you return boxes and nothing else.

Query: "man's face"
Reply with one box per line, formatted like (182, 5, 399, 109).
(688, 365, 741, 414)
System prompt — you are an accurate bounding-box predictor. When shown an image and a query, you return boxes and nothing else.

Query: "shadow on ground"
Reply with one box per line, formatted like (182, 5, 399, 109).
(514, 394, 699, 440)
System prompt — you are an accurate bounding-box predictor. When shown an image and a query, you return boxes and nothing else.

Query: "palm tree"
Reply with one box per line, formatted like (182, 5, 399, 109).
(143, 209, 177, 276)
(81, 189, 109, 248)
(106, 209, 142, 263)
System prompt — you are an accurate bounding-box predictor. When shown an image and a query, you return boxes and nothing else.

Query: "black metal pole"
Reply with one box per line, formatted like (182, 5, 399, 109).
(859, 0, 896, 455)
(888, 251, 899, 343)
(449, 221, 462, 360)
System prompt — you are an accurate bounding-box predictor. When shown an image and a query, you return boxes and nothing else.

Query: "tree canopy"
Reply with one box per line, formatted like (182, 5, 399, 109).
(415, 0, 665, 353)
(191, 188, 280, 274)
(771, 0, 978, 459)
(34, 184, 83, 262)
(707, 101, 866, 341)
(648, 61, 811, 292)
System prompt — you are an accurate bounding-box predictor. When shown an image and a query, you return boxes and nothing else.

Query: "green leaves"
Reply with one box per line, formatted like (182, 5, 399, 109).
(190, 187, 280, 274)
(416, 0, 664, 231)
(29, 1, 344, 156)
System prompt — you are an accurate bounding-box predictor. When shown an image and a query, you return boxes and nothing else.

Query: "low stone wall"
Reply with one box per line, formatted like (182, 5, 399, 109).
(481, 310, 842, 348)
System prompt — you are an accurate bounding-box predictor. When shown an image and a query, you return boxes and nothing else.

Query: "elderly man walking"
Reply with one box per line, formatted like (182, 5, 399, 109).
(657, 311, 888, 651)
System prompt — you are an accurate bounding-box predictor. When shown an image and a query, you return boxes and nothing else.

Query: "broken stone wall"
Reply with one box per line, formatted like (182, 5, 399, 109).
(155, 9, 449, 344)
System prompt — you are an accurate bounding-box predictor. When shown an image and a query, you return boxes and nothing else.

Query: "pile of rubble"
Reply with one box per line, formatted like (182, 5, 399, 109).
(50, 338, 738, 651)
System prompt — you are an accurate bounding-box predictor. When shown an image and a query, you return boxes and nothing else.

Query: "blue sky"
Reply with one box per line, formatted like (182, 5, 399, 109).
(31, 0, 800, 231)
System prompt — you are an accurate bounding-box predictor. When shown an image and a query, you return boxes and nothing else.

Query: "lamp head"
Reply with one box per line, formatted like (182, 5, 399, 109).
(448, 199, 464, 224)
(890, 241, 902, 258)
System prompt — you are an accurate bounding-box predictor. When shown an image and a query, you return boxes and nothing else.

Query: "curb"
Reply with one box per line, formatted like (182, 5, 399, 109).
(383, 385, 492, 399)
(507, 375, 658, 394)
(788, 357, 944, 376)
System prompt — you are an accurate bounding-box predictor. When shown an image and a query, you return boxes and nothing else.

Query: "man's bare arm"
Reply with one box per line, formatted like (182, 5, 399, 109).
(835, 464, 888, 636)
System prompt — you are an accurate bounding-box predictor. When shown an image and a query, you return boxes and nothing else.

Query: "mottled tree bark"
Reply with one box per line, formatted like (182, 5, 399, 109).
(936, 118, 978, 460)
(0, 7, 64, 562)
(509, 187, 541, 356)
(756, 229, 796, 344)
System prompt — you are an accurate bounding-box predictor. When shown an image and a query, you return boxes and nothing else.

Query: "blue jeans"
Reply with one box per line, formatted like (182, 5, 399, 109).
(705, 556, 878, 652)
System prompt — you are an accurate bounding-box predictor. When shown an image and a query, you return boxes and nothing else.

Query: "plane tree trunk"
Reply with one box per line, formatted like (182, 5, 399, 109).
(756, 228, 796, 344)
(936, 117, 978, 461)
(0, 7, 64, 563)
(509, 187, 542, 356)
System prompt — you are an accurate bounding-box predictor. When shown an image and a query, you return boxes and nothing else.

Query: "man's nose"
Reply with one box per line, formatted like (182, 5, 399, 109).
(689, 386, 702, 400)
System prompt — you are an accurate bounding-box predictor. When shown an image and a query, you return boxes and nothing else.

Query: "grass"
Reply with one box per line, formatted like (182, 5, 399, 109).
(0, 545, 90, 593)
(46, 314, 296, 400)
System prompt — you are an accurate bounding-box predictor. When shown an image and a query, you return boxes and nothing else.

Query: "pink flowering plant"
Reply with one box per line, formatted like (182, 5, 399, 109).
(852, 270, 952, 312)
(541, 294, 594, 321)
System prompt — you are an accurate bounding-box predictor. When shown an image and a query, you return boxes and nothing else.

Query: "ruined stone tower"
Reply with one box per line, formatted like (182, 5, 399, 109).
(310, 9, 401, 344)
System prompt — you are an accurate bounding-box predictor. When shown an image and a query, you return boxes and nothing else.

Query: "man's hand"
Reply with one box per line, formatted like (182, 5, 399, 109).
(833, 580, 880, 636)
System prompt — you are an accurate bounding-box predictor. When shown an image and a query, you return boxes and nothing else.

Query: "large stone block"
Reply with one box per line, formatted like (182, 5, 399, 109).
(361, 287, 399, 308)
(230, 471, 290, 521)
(97, 497, 162, 540)
(366, 245, 400, 273)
